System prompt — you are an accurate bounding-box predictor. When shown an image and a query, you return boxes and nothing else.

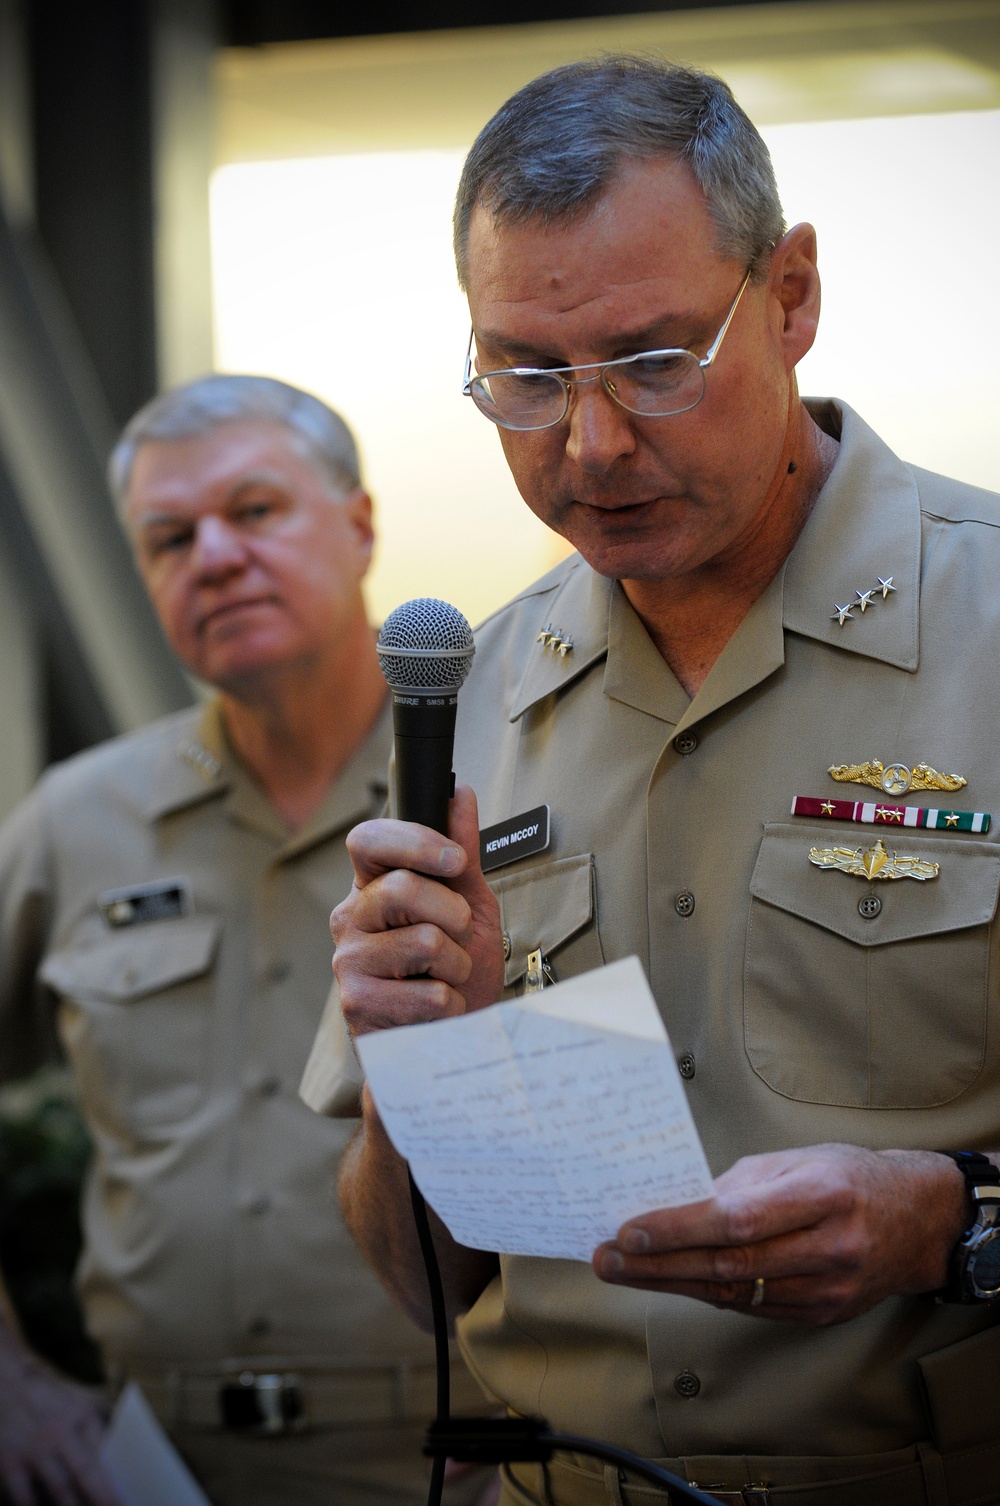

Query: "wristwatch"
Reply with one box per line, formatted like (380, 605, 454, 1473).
(937, 1151, 1000, 1303)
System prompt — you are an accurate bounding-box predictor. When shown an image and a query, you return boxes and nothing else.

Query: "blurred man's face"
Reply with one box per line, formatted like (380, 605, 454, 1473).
(125, 419, 374, 691)
(465, 155, 809, 586)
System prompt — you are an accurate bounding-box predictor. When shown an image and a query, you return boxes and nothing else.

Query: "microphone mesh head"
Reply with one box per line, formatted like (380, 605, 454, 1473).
(377, 598, 475, 691)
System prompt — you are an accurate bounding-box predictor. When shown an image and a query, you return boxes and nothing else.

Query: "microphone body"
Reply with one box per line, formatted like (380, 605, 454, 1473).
(391, 694, 458, 834)
(376, 599, 476, 836)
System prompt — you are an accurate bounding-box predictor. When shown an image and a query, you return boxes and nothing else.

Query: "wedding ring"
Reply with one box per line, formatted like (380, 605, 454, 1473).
(750, 1277, 766, 1307)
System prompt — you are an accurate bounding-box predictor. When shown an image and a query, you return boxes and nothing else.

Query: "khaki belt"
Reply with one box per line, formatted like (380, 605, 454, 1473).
(505, 1438, 1000, 1506)
(127, 1361, 448, 1432)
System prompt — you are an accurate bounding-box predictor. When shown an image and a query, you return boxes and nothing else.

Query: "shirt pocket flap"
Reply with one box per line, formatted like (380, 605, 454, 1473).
(40, 916, 222, 1002)
(490, 853, 595, 987)
(750, 823, 1000, 946)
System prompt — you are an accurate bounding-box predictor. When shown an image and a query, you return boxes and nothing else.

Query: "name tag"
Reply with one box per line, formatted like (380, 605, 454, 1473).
(100, 878, 191, 928)
(479, 806, 550, 873)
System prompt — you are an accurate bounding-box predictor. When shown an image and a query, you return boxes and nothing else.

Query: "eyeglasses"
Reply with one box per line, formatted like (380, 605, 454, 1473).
(462, 267, 752, 432)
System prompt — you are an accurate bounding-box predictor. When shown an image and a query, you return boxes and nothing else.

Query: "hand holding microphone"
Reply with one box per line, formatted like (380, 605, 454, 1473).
(331, 599, 505, 1037)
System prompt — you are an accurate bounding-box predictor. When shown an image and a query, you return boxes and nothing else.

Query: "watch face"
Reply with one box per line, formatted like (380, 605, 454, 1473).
(970, 1227, 1000, 1299)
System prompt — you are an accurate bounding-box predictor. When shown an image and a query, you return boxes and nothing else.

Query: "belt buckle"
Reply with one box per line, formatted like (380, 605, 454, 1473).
(689, 1488, 770, 1505)
(219, 1371, 306, 1435)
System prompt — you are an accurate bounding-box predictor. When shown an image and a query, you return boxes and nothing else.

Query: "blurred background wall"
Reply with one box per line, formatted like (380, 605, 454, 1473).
(0, 0, 998, 822)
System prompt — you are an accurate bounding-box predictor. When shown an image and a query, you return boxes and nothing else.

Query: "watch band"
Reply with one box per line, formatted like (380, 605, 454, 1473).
(939, 1149, 1000, 1193)
(937, 1151, 1000, 1303)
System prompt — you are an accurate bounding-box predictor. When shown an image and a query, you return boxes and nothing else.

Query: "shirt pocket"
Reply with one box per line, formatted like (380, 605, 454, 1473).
(744, 823, 1000, 1108)
(489, 853, 603, 992)
(40, 916, 222, 1133)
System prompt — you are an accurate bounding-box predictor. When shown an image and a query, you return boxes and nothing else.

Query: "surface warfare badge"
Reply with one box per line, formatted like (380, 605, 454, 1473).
(479, 806, 551, 873)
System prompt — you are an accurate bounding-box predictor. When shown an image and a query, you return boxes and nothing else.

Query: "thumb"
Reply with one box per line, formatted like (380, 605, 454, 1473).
(446, 783, 486, 892)
(446, 784, 505, 1010)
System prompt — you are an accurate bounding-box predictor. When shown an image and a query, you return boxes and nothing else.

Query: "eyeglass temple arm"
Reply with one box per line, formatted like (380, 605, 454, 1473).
(462, 327, 475, 394)
(700, 266, 753, 369)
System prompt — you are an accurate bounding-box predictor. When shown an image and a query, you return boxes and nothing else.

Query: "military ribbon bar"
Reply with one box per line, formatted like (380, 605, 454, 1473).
(791, 796, 990, 833)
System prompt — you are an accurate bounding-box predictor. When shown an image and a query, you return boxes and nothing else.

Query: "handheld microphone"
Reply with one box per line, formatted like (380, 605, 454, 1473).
(376, 598, 475, 835)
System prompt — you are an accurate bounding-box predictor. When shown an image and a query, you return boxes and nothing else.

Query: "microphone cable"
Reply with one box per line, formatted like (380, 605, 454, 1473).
(406, 1170, 722, 1506)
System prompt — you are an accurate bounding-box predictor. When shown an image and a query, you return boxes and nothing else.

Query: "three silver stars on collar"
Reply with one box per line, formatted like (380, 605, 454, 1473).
(537, 623, 574, 657)
(832, 576, 896, 627)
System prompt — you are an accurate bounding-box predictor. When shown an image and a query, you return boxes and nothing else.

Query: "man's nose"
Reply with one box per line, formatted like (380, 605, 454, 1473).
(563, 379, 638, 473)
(191, 515, 247, 576)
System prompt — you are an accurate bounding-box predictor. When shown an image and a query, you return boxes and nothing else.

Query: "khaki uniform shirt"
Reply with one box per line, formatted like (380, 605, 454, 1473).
(437, 401, 1000, 1463)
(0, 697, 444, 1380)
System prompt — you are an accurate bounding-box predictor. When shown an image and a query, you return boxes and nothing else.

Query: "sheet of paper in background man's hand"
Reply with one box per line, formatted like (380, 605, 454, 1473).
(356, 956, 713, 1261)
(100, 1383, 212, 1506)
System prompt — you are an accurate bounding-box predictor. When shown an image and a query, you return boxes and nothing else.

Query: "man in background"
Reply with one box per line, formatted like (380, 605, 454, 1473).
(0, 374, 484, 1506)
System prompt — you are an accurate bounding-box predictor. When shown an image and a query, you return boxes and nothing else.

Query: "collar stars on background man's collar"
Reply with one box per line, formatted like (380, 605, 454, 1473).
(181, 741, 223, 780)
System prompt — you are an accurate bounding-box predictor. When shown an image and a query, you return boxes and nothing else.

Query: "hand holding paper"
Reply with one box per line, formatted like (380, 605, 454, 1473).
(357, 957, 712, 1262)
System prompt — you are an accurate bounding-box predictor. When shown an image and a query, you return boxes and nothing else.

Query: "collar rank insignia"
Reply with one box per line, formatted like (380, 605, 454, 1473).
(536, 623, 573, 657)
(791, 796, 990, 834)
(181, 741, 222, 779)
(808, 838, 939, 882)
(831, 576, 897, 626)
(827, 759, 967, 797)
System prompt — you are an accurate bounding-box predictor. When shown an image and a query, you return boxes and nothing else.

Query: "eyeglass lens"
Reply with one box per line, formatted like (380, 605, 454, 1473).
(470, 350, 706, 430)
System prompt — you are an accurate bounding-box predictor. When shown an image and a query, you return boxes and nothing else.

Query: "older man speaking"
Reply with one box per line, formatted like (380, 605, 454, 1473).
(326, 58, 1000, 1506)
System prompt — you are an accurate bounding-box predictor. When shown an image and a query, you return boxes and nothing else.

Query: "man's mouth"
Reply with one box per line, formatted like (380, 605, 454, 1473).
(199, 596, 277, 631)
(573, 493, 680, 516)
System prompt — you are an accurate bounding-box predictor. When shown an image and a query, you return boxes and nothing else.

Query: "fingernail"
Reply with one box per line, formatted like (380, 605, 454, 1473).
(439, 846, 463, 874)
(601, 1250, 625, 1276)
(620, 1227, 650, 1254)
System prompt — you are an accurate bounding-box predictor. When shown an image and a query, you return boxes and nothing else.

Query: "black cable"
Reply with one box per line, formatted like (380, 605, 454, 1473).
(546, 1435, 723, 1502)
(406, 1167, 725, 1506)
(407, 1168, 450, 1506)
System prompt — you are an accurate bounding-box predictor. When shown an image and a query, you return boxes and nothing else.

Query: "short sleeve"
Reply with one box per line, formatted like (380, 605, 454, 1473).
(299, 975, 364, 1117)
(0, 782, 58, 1081)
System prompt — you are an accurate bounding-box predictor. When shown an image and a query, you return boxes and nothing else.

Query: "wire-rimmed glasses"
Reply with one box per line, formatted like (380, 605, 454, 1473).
(462, 267, 752, 432)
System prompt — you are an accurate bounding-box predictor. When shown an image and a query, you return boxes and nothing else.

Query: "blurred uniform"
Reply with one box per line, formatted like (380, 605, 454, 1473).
(0, 696, 483, 1506)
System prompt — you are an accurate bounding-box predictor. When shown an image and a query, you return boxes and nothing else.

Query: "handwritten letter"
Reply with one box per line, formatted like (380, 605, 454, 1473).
(357, 956, 712, 1261)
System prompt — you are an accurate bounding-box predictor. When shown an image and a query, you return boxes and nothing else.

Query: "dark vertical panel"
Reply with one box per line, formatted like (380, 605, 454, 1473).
(222, 0, 809, 45)
(28, 0, 157, 428)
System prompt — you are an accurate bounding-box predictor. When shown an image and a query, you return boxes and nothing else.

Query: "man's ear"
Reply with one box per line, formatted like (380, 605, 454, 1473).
(345, 487, 376, 572)
(768, 222, 821, 373)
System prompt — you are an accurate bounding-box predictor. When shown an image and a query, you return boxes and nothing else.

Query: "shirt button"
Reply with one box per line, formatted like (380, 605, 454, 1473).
(674, 1370, 701, 1399)
(245, 1193, 272, 1216)
(263, 960, 290, 984)
(502, 932, 512, 962)
(678, 1053, 696, 1080)
(673, 731, 699, 756)
(256, 1075, 280, 1098)
(858, 894, 882, 919)
(248, 1317, 271, 1338)
(674, 891, 696, 918)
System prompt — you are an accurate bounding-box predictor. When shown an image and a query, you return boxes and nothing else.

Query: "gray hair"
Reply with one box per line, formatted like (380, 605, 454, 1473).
(108, 373, 362, 512)
(454, 56, 785, 288)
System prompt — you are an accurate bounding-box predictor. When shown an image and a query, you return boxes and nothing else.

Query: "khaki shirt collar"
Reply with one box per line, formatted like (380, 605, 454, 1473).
(145, 695, 391, 858)
(508, 561, 612, 721)
(507, 398, 920, 730)
(783, 399, 920, 672)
